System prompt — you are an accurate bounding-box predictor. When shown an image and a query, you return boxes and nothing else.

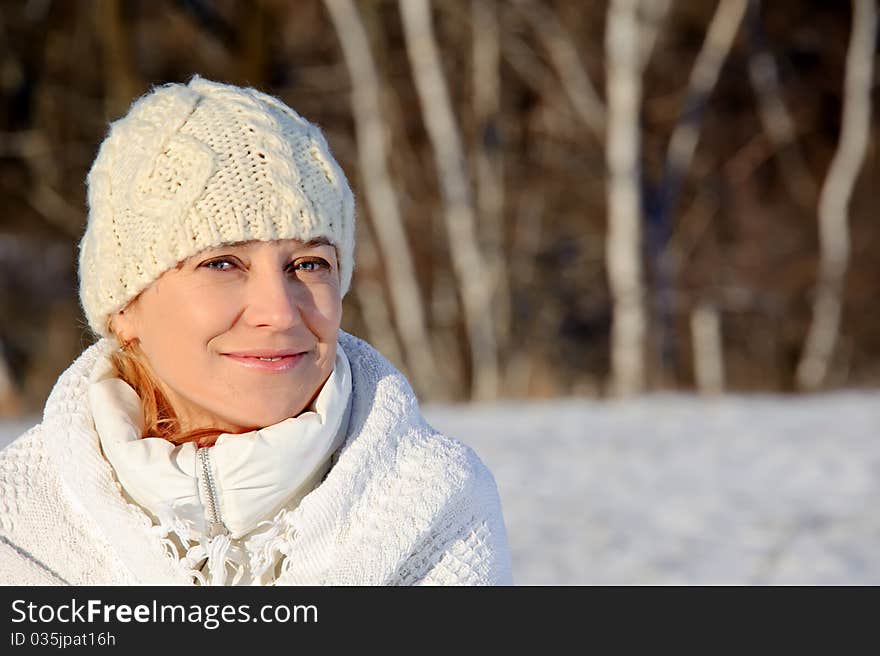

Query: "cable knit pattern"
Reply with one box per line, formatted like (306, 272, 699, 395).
(79, 74, 355, 337)
(0, 331, 513, 585)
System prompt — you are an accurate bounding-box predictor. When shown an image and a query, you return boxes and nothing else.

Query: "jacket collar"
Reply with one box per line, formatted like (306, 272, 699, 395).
(87, 343, 352, 540)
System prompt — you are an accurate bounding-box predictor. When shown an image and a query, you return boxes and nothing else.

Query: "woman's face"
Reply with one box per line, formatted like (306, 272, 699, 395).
(111, 238, 342, 434)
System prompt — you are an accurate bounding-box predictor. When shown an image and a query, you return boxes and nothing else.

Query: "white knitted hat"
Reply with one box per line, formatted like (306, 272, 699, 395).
(79, 74, 355, 338)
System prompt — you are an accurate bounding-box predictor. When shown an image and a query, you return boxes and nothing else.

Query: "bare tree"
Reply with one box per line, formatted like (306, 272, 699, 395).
(669, 182, 728, 395)
(0, 130, 82, 237)
(513, 0, 606, 141)
(651, 0, 747, 385)
(471, 0, 511, 369)
(351, 221, 407, 371)
(605, 0, 645, 396)
(746, 0, 817, 210)
(797, 0, 877, 391)
(0, 341, 22, 416)
(498, 15, 563, 105)
(658, 0, 748, 224)
(399, 0, 499, 400)
(691, 301, 725, 394)
(638, 0, 671, 71)
(324, 0, 441, 396)
(507, 189, 545, 397)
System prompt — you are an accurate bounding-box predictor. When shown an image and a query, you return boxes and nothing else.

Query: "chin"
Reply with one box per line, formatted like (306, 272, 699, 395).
(223, 407, 301, 432)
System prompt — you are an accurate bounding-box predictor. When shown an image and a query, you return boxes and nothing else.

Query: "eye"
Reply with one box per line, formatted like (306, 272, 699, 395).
(291, 257, 332, 274)
(200, 257, 239, 271)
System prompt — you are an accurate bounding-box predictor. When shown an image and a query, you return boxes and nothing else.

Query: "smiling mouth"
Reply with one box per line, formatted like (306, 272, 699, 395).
(222, 348, 307, 358)
(222, 352, 307, 371)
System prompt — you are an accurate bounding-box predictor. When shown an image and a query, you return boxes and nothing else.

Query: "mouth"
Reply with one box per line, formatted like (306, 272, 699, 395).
(222, 351, 308, 372)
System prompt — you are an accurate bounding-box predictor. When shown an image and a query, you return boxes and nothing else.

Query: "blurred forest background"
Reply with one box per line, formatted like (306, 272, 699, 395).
(0, 0, 877, 416)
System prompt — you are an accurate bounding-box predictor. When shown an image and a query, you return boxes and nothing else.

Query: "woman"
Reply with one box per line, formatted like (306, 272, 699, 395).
(0, 75, 512, 585)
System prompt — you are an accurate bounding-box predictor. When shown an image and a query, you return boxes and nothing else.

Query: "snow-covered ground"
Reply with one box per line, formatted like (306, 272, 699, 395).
(424, 392, 880, 585)
(3, 392, 879, 585)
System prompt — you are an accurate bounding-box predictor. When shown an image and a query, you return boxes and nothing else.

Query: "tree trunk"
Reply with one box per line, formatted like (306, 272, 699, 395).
(513, 0, 606, 140)
(0, 342, 22, 417)
(796, 0, 876, 390)
(350, 221, 407, 373)
(746, 0, 817, 210)
(651, 0, 747, 384)
(605, 0, 646, 396)
(472, 0, 511, 378)
(691, 301, 725, 395)
(324, 0, 441, 397)
(399, 0, 499, 400)
(638, 0, 671, 71)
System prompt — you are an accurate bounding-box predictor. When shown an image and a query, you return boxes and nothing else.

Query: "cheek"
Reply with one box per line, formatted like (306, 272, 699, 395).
(137, 286, 237, 362)
(309, 288, 343, 340)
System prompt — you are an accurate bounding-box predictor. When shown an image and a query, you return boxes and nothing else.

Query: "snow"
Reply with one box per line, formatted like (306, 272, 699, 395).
(3, 391, 879, 585)
(422, 392, 880, 585)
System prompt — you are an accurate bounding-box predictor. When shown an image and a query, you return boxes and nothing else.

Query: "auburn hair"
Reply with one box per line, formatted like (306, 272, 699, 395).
(108, 337, 223, 448)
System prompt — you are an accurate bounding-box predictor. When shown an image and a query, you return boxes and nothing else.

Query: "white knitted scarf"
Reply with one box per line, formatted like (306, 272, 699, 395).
(86, 344, 352, 585)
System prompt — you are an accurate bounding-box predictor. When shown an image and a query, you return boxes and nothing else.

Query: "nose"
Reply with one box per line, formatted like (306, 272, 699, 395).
(242, 269, 303, 331)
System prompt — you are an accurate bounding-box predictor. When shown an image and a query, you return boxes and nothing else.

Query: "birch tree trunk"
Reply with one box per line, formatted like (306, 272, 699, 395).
(400, 0, 499, 400)
(514, 0, 606, 140)
(471, 0, 511, 367)
(324, 0, 441, 396)
(691, 301, 725, 395)
(746, 0, 817, 210)
(605, 0, 646, 396)
(796, 0, 877, 391)
(353, 220, 407, 377)
(662, 0, 748, 212)
(507, 191, 545, 397)
(0, 342, 22, 417)
(498, 14, 561, 102)
(638, 0, 671, 72)
(652, 0, 747, 384)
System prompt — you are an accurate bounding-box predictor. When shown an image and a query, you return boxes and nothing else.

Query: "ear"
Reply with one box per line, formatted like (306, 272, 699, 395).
(109, 306, 138, 344)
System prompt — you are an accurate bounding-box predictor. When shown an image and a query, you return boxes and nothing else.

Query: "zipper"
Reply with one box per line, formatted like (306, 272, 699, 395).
(197, 446, 228, 538)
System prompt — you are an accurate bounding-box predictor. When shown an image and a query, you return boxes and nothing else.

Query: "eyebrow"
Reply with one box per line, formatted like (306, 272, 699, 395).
(198, 237, 334, 252)
(302, 237, 333, 248)
(178, 238, 336, 269)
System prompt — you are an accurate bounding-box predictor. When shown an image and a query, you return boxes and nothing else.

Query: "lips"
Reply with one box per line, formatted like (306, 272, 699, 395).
(222, 350, 308, 372)
(223, 349, 305, 358)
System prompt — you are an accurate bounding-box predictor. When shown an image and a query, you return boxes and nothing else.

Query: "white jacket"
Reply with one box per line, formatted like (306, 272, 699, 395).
(0, 331, 513, 585)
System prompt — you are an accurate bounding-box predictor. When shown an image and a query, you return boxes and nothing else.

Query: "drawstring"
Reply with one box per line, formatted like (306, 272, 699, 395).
(243, 508, 298, 581)
(185, 533, 246, 586)
(151, 501, 294, 585)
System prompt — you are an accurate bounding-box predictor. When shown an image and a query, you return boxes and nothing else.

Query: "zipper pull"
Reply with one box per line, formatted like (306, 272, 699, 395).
(208, 521, 228, 538)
